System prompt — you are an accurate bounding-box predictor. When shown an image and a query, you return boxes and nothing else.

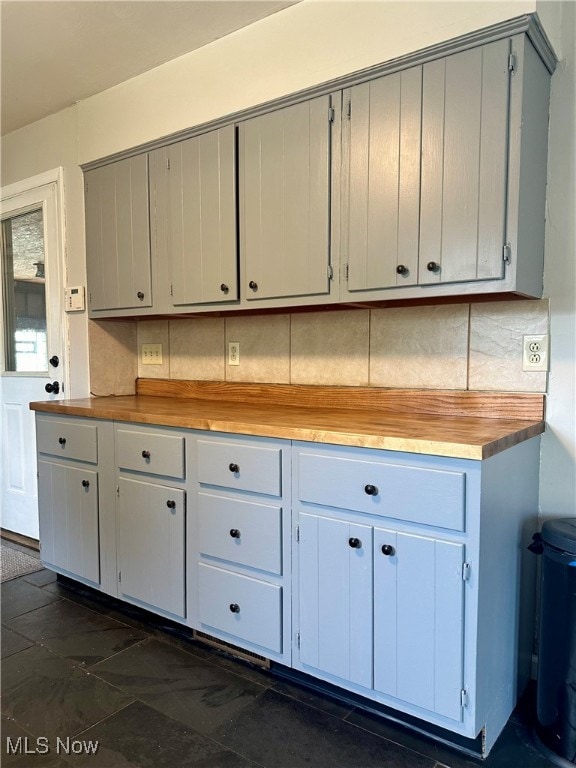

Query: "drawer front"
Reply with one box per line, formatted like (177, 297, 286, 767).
(298, 452, 465, 531)
(117, 429, 185, 479)
(198, 563, 282, 653)
(199, 493, 282, 575)
(36, 417, 98, 464)
(197, 440, 281, 496)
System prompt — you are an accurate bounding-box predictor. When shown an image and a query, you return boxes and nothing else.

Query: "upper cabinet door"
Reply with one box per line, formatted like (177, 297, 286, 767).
(240, 95, 332, 301)
(345, 67, 422, 292)
(419, 39, 510, 285)
(155, 127, 238, 306)
(84, 155, 152, 311)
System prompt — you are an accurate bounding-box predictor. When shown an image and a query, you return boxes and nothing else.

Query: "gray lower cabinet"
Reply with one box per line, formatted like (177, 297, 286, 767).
(84, 154, 152, 312)
(115, 424, 187, 619)
(35, 415, 114, 588)
(188, 434, 291, 663)
(292, 439, 540, 753)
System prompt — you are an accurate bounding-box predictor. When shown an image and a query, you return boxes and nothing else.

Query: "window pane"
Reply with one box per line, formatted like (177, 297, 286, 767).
(2, 209, 48, 372)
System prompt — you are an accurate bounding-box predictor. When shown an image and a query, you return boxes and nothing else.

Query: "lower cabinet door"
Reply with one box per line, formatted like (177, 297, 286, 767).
(298, 513, 373, 688)
(118, 478, 185, 618)
(38, 460, 100, 584)
(198, 563, 282, 653)
(373, 528, 465, 721)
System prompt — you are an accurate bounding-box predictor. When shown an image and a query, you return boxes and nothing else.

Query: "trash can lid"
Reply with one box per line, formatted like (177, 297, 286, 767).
(541, 518, 576, 554)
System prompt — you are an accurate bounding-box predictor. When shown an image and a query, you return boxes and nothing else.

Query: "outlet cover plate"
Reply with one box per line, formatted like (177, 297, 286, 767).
(522, 335, 549, 372)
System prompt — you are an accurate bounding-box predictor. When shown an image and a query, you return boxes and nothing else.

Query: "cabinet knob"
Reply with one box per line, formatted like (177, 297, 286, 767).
(364, 484, 378, 496)
(229, 528, 241, 539)
(396, 264, 408, 276)
(220, 283, 229, 294)
(426, 261, 440, 273)
(45, 381, 60, 394)
(248, 280, 258, 292)
(229, 463, 239, 473)
(49, 355, 59, 368)
(166, 500, 176, 509)
(58, 436, 66, 446)
(381, 544, 396, 556)
(229, 603, 240, 613)
(348, 537, 362, 549)
(142, 450, 151, 460)
(82, 479, 90, 489)
(137, 291, 145, 301)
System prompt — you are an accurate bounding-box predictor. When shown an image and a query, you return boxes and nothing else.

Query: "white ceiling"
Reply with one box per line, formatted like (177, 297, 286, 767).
(0, 0, 299, 135)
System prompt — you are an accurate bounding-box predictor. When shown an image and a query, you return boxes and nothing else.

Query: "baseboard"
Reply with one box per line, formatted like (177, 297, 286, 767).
(1, 528, 40, 551)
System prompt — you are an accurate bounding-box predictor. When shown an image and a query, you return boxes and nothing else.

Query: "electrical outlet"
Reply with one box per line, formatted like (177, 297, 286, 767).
(228, 342, 240, 366)
(141, 343, 163, 365)
(522, 335, 549, 372)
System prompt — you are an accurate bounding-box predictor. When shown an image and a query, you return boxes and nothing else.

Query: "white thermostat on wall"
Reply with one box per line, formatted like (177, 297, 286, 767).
(65, 286, 85, 312)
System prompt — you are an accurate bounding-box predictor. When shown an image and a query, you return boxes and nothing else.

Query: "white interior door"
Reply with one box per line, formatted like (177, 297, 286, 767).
(0, 171, 67, 539)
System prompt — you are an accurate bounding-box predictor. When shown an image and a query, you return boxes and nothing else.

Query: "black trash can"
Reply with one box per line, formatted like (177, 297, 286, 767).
(530, 518, 576, 766)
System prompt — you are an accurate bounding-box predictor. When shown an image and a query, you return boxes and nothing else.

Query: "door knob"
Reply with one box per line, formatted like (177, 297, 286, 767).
(45, 381, 60, 394)
(49, 355, 59, 368)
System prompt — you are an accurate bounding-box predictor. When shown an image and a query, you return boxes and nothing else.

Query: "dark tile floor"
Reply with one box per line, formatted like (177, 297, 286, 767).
(1, 541, 556, 768)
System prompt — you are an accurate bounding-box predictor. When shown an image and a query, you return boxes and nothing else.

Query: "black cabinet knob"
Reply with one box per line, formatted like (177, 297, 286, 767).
(229, 463, 239, 473)
(396, 264, 408, 276)
(381, 544, 396, 556)
(45, 381, 60, 394)
(82, 479, 90, 489)
(166, 500, 176, 509)
(142, 450, 151, 460)
(137, 291, 145, 300)
(348, 537, 362, 549)
(364, 484, 378, 496)
(220, 283, 229, 294)
(49, 355, 59, 368)
(427, 261, 440, 273)
(58, 437, 66, 446)
(248, 281, 258, 291)
(229, 603, 240, 613)
(229, 528, 241, 539)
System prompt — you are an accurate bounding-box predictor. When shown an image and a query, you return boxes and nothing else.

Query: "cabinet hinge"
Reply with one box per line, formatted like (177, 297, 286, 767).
(328, 106, 335, 123)
(503, 243, 512, 265)
(328, 265, 334, 281)
(344, 263, 349, 281)
(346, 100, 352, 120)
(170, 284, 174, 297)
(461, 688, 469, 708)
(296, 631, 301, 649)
(116, 484, 120, 498)
(462, 562, 472, 582)
(295, 524, 300, 543)
(118, 571, 122, 583)
(166, 157, 171, 171)
(508, 52, 517, 74)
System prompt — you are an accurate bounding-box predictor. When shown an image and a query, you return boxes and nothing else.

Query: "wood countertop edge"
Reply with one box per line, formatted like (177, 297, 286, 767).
(30, 399, 545, 461)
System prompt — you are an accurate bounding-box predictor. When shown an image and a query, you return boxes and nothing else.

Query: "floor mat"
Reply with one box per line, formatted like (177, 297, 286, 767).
(1, 543, 43, 582)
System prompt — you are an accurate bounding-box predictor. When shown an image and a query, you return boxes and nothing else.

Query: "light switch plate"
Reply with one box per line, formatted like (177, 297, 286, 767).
(142, 343, 163, 365)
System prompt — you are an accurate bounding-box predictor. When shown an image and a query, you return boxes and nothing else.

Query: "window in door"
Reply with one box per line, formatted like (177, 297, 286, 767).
(1, 207, 48, 373)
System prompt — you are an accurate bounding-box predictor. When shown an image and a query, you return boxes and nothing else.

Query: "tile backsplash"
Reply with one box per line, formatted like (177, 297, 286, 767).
(90, 299, 549, 395)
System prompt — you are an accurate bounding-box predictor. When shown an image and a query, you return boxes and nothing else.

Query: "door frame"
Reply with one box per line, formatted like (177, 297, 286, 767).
(0, 167, 69, 393)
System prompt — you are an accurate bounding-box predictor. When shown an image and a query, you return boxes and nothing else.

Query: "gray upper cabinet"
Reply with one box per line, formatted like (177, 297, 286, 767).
(150, 126, 238, 307)
(344, 66, 422, 292)
(84, 155, 152, 312)
(419, 38, 510, 285)
(239, 95, 335, 303)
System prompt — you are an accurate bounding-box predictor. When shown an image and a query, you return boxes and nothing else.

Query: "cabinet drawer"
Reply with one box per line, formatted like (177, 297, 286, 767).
(197, 440, 281, 496)
(199, 493, 282, 575)
(36, 417, 98, 464)
(198, 563, 282, 653)
(298, 452, 465, 531)
(117, 428, 185, 479)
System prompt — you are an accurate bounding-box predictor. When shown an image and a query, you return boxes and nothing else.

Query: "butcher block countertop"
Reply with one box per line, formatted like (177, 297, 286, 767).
(30, 379, 546, 461)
